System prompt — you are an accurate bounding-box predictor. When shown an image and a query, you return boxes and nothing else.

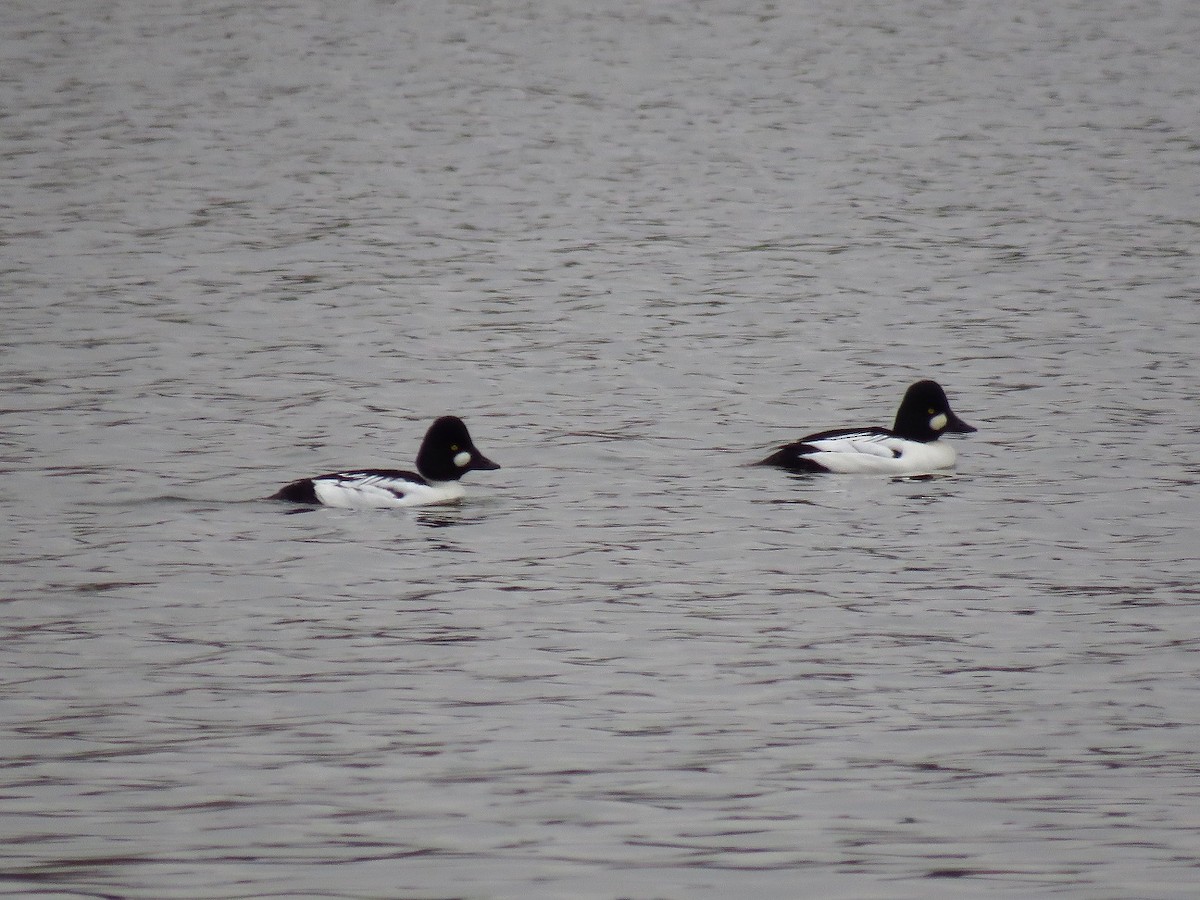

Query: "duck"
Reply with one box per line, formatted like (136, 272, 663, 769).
(757, 380, 976, 475)
(271, 415, 500, 508)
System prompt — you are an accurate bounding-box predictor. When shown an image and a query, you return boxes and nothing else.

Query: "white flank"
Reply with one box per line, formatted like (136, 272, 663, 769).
(313, 476, 466, 509)
(806, 434, 958, 475)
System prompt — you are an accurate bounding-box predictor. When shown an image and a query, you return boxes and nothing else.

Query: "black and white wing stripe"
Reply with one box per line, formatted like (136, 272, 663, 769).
(799, 428, 902, 459)
(272, 469, 427, 506)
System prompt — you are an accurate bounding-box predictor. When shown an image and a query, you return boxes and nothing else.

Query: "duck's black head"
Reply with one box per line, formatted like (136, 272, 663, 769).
(415, 416, 501, 482)
(892, 380, 976, 442)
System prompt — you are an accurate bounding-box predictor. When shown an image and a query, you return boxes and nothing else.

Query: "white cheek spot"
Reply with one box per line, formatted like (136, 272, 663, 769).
(930, 413, 948, 431)
(453, 451, 472, 468)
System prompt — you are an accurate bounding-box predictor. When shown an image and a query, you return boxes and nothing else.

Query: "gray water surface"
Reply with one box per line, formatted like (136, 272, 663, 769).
(3, 1, 1199, 897)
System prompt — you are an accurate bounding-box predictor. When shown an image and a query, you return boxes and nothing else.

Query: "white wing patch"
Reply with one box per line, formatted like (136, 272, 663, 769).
(313, 474, 465, 509)
(807, 431, 902, 459)
(803, 432, 957, 475)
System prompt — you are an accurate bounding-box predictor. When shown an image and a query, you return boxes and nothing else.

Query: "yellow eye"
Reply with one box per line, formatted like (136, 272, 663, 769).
(928, 408, 936, 414)
(450, 444, 459, 451)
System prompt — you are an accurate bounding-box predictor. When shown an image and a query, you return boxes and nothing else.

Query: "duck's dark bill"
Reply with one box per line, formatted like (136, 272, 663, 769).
(947, 413, 977, 434)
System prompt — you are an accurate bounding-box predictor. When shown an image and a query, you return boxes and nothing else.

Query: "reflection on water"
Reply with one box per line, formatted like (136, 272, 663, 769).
(3, 0, 1200, 897)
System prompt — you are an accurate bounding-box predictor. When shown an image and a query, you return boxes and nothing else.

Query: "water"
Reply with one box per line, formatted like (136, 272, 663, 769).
(3, 1, 1199, 897)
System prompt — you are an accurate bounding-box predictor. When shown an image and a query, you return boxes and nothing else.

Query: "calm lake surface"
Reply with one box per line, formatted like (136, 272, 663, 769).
(3, 1, 1199, 897)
